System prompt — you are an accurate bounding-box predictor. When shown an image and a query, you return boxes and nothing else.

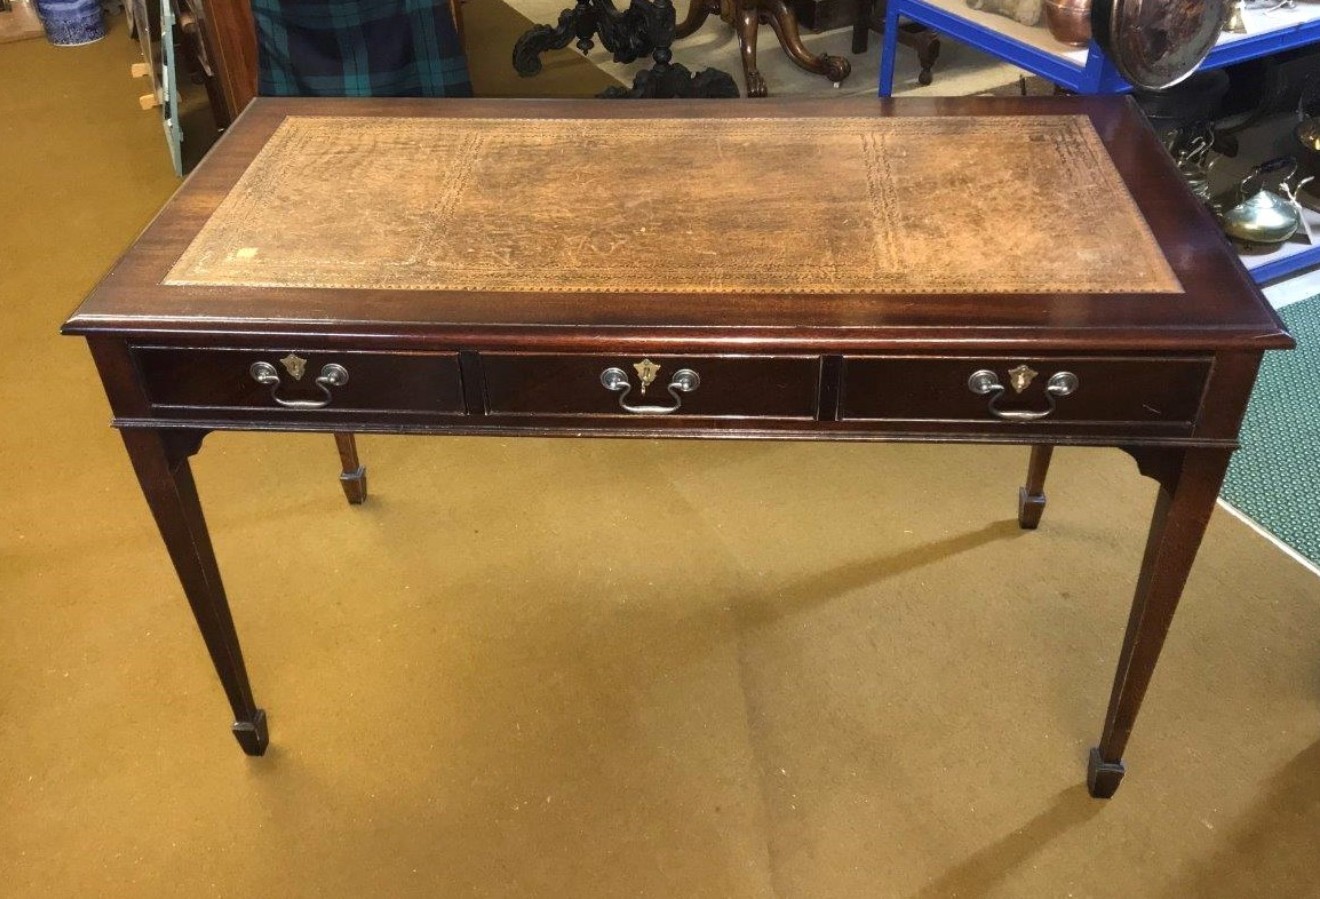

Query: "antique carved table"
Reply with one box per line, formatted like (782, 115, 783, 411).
(64, 97, 1292, 798)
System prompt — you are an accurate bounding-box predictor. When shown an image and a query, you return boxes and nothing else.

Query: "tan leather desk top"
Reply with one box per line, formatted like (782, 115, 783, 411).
(165, 114, 1180, 296)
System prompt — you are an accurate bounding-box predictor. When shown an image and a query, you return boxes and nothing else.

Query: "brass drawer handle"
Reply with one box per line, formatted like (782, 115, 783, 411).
(967, 368, 1078, 421)
(249, 361, 349, 409)
(600, 366, 700, 414)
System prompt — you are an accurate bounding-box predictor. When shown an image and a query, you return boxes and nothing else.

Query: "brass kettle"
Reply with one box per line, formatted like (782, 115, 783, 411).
(1215, 158, 1301, 249)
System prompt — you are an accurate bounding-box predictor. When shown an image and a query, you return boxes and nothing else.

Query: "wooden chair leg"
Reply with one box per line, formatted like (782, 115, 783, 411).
(911, 27, 940, 86)
(851, 0, 873, 54)
(762, 0, 852, 85)
(1018, 444, 1054, 529)
(334, 432, 368, 505)
(734, 2, 767, 98)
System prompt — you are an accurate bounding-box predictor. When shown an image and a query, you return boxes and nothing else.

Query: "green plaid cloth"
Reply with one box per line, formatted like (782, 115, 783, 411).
(254, 0, 471, 98)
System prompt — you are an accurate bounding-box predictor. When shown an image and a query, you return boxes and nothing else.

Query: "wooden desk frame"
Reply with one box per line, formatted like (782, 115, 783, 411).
(64, 97, 1293, 800)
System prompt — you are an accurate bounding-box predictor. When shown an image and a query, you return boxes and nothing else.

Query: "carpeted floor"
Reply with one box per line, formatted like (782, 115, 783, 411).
(1222, 296, 1320, 570)
(3, 18, 1320, 899)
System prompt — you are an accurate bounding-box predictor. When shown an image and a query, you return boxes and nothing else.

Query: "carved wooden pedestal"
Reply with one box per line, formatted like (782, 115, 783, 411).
(678, 0, 851, 96)
(514, 0, 848, 97)
(514, 0, 738, 97)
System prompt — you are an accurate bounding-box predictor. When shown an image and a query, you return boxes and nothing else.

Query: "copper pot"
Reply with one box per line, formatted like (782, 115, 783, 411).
(1091, 0, 1230, 91)
(1044, 0, 1092, 46)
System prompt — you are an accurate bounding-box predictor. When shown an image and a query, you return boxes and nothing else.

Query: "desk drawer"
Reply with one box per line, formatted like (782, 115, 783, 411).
(481, 354, 821, 418)
(840, 356, 1210, 428)
(134, 347, 465, 414)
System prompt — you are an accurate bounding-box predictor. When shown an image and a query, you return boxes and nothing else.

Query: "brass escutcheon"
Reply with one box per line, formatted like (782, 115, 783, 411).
(634, 358, 661, 395)
(1008, 364, 1037, 394)
(280, 353, 308, 381)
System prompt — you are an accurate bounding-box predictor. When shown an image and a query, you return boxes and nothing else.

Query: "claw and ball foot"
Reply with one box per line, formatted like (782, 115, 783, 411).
(734, 4, 768, 97)
(761, 0, 851, 88)
(683, 0, 848, 96)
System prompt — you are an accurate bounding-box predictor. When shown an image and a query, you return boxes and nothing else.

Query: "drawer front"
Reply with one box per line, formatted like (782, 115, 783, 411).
(134, 347, 465, 414)
(482, 354, 821, 418)
(840, 356, 1210, 428)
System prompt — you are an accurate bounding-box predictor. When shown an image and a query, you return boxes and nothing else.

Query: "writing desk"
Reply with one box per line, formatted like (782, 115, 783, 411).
(64, 97, 1292, 798)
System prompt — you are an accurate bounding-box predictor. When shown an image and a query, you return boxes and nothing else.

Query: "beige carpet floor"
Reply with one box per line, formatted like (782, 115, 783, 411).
(3, 16, 1320, 899)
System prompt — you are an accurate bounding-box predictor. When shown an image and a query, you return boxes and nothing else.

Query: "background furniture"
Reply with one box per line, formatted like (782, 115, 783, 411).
(512, 0, 739, 98)
(852, 0, 939, 86)
(182, 0, 467, 123)
(516, 0, 849, 97)
(676, 0, 850, 95)
(64, 96, 1293, 799)
(190, 0, 257, 122)
(876, 0, 1320, 285)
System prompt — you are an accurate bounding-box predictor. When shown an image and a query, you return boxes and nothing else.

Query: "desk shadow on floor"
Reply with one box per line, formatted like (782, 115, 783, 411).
(729, 519, 1028, 630)
(232, 517, 1034, 896)
(914, 786, 1104, 898)
(1160, 739, 1320, 898)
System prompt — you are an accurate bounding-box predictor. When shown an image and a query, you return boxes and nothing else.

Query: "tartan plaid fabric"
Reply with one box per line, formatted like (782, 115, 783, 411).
(254, 0, 472, 98)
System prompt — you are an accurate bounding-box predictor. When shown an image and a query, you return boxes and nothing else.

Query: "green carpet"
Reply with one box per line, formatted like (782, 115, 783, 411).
(1222, 296, 1320, 568)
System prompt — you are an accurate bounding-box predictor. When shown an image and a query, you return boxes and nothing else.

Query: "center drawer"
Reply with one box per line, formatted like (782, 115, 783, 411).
(481, 353, 822, 418)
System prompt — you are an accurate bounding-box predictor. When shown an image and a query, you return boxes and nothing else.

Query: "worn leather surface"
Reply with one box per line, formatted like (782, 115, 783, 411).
(167, 115, 1180, 294)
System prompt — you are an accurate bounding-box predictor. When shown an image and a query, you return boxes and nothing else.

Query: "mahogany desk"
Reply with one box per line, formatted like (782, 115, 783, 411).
(63, 97, 1293, 798)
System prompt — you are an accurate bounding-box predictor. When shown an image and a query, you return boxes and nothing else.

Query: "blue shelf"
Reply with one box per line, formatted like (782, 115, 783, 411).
(878, 0, 1127, 94)
(877, 0, 1320, 283)
(1242, 238, 1320, 284)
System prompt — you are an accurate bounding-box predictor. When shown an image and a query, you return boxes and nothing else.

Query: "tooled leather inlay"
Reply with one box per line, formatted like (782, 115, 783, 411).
(165, 115, 1181, 295)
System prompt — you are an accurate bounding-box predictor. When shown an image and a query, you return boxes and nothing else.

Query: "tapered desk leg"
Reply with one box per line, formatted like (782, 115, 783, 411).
(1089, 447, 1234, 798)
(122, 429, 268, 755)
(1018, 444, 1054, 529)
(334, 432, 367, 505)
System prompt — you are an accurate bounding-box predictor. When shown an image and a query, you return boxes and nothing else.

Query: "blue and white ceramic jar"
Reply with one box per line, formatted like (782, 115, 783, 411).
(36, 0, 106, 46)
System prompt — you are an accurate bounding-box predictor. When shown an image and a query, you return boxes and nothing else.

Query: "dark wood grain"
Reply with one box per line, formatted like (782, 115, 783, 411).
(196, 0, 258, 124)
(65, 98, 1295, 797)
(1017, 444, 1054, 529)
(1089, 446, 1235, 797)
(334, 432, 367, 505)
(133, 346, 465, 414)
(839, 355, 1210, 429)
(121, 424, 268, 756)
(62, 97, 1290, 353)
(481, 353, 821, 418)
